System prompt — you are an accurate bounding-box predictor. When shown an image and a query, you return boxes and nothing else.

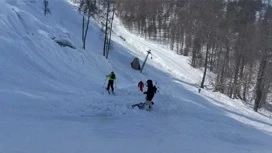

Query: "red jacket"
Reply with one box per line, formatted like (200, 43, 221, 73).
(138, 81, 144, 92)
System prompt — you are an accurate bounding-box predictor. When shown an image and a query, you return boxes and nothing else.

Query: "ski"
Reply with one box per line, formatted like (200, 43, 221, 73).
(107, 90, 116, 95)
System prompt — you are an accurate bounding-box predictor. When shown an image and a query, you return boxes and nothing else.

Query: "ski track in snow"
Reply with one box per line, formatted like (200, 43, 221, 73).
(0, 0, 271, 153)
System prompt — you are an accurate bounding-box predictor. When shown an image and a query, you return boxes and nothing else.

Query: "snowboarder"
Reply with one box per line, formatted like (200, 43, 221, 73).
(138, 81, 144, 92)
(132, 79, 157, 110)
(106, 71, 116, 94)
(143, 79, 157, 110)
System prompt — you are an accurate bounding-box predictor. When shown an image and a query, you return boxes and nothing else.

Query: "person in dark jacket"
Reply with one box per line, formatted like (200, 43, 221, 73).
(143, 79, 157, 110)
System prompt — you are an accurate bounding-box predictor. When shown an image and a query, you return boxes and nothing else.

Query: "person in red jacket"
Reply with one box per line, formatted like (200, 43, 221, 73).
(138, 81, 144, 92)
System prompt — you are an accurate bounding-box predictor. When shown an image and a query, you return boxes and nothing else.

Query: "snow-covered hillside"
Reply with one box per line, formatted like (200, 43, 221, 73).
(0, 0, 271, 153)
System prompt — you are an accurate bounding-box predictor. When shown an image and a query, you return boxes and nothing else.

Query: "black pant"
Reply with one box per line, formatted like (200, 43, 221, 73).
(146, 94, 154, 101)
(107, 80, 114, 92)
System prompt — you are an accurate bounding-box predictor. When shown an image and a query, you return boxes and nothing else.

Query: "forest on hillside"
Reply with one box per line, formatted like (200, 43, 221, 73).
(115, 0, 272, 111)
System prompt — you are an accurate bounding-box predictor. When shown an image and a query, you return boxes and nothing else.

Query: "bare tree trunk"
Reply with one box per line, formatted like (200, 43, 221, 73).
(228, 77, 234, 98)
(176, 43, 179, 54)
(184, 31, 191, 56)
(242, 82, 247, 101)
(254, 58, 267, 112)
(215, 47, 226, 93)
(103, 2, 110, 57)
(180, 32, 185, 55)
(83, 16, 90, 49)
(192, 37, 200, 67)
(232, 54, 241, 98)
(106, 6, 115, 59)
(44, 0, 50, 16)
(236, 57, 245, 99)
(209, 42, 215, 72)
(200, 44, 209, 88)
(82, 15, 85, 42)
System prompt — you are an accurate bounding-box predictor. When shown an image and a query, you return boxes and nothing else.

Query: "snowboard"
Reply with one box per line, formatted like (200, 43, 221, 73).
(131, 102, 145, 109)
(131, 102, 154, 110)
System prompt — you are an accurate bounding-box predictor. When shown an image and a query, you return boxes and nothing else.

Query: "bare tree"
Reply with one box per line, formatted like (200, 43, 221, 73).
(43, 0, 51, 16)
(102, 0, 115, 58)
(254, 5, 272, 111)
(78, 0, 98, 49)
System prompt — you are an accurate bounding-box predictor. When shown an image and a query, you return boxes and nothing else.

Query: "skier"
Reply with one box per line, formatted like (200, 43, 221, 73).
(106, 71, 116, 94)
(138, 81, 144, 92)
(132, 79, 157, 110)
(143, 79, 157, 110)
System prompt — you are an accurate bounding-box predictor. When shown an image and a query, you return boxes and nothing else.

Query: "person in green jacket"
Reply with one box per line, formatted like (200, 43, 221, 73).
(106, 71, 116, 93)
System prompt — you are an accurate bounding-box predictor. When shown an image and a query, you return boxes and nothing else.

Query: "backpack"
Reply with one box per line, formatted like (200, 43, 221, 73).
(111, 73, 116, 80)
(153, 85, 157, 94)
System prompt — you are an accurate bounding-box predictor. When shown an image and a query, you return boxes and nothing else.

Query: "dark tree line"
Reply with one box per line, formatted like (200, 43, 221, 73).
(116, 0, 272, 112)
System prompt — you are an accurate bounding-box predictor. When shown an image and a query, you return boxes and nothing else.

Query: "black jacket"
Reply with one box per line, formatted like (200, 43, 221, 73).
(144, 84, 156, 101)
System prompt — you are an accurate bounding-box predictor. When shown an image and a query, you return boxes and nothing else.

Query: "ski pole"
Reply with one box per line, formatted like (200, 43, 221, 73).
(114, 79, 117, 89)
(155, 81, 160, 93)
(103, 78, 107, 88)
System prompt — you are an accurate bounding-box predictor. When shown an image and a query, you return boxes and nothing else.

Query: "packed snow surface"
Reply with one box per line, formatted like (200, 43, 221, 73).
(0, 0, 271, 153)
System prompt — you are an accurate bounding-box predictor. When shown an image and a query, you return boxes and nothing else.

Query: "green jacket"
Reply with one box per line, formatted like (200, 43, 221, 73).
(106, 73, 116, 81)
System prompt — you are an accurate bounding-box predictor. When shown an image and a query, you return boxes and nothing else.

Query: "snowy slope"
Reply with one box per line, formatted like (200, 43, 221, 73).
(0, 0, 271, 153)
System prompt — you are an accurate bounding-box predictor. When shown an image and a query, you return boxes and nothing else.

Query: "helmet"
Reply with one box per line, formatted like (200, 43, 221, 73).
(146, 79, 152, 85)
